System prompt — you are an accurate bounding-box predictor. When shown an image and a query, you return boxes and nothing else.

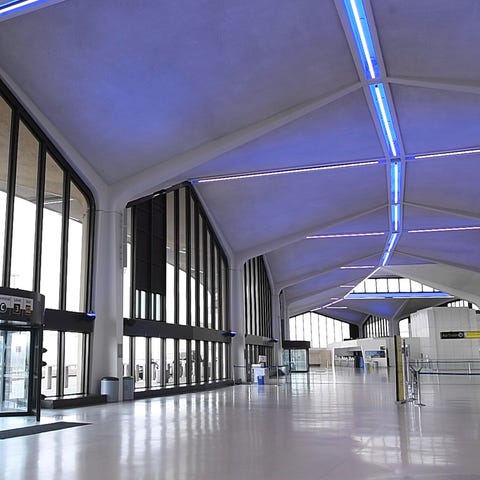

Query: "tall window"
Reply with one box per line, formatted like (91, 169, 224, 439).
(363, 315, 389, 338)
(243, 256, 274, 372)
(288, 311, 350, 347)
(399, 318, 410, 338)
(124, 184, 230, 393)
(243, 256, 272, 338)
(0, 80, 94, 399)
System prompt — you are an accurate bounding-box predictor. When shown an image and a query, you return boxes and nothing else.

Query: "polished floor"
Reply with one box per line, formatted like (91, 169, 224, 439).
(2, 367, 480, 480)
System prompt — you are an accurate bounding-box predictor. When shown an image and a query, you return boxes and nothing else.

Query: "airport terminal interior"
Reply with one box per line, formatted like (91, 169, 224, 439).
(1, 0, 480, 479)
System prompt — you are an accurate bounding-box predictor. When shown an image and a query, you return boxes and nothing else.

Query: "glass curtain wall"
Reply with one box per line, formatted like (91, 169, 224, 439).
(0, 81, 94, 399)
(362, 315, 390, 338)
(288, 311, 350, 347)
(243, 256, 274, 372)
(124, 184, 230, 393)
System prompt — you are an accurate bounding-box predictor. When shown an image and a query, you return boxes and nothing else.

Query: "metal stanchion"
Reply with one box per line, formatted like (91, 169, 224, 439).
(408, 365, 425, 406)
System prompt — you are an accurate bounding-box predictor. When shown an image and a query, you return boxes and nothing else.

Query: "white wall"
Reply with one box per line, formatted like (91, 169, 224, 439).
(410, 307, 480, 360)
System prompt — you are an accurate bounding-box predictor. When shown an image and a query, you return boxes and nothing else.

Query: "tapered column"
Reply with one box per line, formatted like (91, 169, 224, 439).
(271, 289, 282, 366)
(229, 264, 246, 382)
(90, 209, 124, 397)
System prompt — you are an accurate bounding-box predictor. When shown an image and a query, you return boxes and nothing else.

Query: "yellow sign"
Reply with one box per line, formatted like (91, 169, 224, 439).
(465, 331, 480, 339)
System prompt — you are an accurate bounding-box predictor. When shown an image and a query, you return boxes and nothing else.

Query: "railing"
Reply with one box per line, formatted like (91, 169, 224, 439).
(410, 359, 480, 375)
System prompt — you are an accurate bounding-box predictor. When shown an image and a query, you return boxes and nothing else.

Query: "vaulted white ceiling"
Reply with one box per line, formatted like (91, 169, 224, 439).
(1, 0, 479, 325)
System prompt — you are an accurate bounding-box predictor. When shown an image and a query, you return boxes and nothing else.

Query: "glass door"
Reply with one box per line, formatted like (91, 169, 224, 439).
(0, 329, 31, 414)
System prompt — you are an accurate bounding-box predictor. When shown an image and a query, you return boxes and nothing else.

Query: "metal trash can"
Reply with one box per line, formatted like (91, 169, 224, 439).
(123, 376, 134, 401)
(100, 377, 119, 402)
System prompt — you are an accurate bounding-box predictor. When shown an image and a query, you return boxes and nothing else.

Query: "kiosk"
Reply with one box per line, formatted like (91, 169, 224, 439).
(0, 288, 45, 420)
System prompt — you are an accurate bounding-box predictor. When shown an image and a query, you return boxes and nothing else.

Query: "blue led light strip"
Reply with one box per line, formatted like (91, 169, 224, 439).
(343, 0, 379, 79)
(343, 0, 404, 267)
(381, 232, 399, 266)
(369, 84, 398, 157)
(0, 0, 42, 14)
(391, 161, 400, 204)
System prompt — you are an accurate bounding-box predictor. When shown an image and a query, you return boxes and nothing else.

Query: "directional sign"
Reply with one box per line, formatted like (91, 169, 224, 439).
(441, 331, 480, 339)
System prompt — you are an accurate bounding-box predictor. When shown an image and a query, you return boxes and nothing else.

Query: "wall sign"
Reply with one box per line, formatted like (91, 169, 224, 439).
(440, 331, 480, 339)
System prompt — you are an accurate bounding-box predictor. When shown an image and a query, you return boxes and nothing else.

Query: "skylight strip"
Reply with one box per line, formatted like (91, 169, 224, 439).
(414, 148, 480, 160)
(370, 84, 398, 157)
(408, 226, 480, 234)
(307, 231, 385, 239)
(193, 160, 379, 183)
(347, 292, 453, 299)
(380, 232, 399, 266)
(343, 0, 379, 79)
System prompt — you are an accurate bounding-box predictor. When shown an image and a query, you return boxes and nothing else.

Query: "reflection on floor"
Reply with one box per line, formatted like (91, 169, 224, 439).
(1, 367, 480, 480)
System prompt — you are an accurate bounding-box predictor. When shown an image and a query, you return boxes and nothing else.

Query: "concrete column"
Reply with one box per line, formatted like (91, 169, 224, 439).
(90, 209, 124, 396)
(389, 317, 400, 337)
(229, 265, 246, 382)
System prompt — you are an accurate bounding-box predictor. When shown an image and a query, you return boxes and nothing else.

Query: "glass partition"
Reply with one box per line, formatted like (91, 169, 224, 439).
(0, 329, 30, 413)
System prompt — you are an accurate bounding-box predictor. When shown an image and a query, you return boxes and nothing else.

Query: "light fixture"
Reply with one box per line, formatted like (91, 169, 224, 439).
(222, 330, 237, 337)
(340, 265, 376, 269)
(369, 84, 398, 157)
(340, 285, 356, 288)
(380, 232, 399, 266)
(306, 232, 385, 239)
(391, 204, 401, 232)
(343, 0, 379, 79)
(0, 0, 62, 16)
(307, 231, 385, 239)
(414, 148, 480, 160)
(326, 306, 348, 309)
(192, 160, 379, 184)
(391, 161, 401, 204)
(408, 226, 480, 234)
(0, 0, 39, 13)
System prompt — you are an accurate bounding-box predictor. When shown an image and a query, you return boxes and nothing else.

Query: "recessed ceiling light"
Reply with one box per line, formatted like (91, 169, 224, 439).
(408, 226, 480, 233)
(391, 204, 401, 232)
(380, 232, 400, 266)
(391, 161, 401, 204)
(306, 232, 385, 239)
(340, 265, 376, 269)
(343, 0, 379, 80)
(192, 160, 379, 183)
(0, 0, 63, 16)
(370, 84, 398, 157)
(414, 148, 480, 160)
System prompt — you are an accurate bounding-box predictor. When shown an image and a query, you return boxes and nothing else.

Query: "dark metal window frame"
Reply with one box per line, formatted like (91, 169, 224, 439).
(0, 80, 95, 399)
(124, 184, 231, 394)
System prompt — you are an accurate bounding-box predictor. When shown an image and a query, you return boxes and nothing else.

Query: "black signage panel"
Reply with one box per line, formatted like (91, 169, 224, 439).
(440, 331, 465, 339)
